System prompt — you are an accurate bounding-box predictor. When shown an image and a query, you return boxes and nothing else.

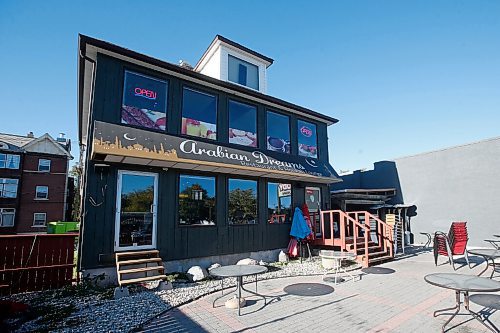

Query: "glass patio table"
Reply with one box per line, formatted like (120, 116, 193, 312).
(424, 273, 500, 332)
(210, 265, 268, 316)
(468, 249, 500, 278)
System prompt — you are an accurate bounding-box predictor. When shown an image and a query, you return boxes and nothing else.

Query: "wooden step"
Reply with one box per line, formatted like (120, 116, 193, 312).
(116, 250, 159, 258)
(369, 255, 393, 264)
(119, 274, 168, 286)
(119, 266, 165, 275)
(117, 258, 162, 266)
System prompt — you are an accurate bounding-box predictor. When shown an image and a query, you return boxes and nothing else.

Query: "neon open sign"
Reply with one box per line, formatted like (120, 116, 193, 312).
(134, 87, 157, 100)
(300, 126, 313, 137)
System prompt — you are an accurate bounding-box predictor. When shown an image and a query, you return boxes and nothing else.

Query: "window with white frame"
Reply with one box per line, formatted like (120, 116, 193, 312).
(35, 186, 49, 199)
(0, 178, 18, 198)
(33, 213, 46, 227)
(0, 153, 20, 169)
(0, 208, 15, 227)
(38, 159, 51, 172)
(228, 55, 259, 90)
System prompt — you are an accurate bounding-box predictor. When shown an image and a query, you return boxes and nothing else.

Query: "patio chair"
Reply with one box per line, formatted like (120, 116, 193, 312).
(433, 222, 471, 270)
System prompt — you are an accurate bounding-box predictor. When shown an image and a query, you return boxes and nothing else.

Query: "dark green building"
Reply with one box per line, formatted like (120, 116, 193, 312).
(77, 34, 340, 279)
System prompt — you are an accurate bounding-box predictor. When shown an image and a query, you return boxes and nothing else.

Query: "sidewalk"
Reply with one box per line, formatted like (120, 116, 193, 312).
(140, 249, 499, 332)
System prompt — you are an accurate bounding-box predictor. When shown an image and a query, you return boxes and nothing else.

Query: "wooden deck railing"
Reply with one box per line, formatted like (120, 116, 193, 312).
(349, 211, 394, 259)
(0, 233, 77, 295)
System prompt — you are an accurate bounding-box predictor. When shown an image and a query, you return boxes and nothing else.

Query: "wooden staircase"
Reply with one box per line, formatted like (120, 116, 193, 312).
(312, 210, 394, 267)
(115, 250, 167, 287)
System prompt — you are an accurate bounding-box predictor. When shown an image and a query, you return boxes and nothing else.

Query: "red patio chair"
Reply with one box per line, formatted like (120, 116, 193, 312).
(433, 222, 470, 270)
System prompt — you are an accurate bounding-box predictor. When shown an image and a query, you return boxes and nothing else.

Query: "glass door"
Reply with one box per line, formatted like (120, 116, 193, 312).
(115, 170, 158, 251)
(305, 187, 322, 236)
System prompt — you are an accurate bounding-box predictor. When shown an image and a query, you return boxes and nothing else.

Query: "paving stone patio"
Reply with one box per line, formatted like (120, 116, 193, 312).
(139, 248, 500, 332)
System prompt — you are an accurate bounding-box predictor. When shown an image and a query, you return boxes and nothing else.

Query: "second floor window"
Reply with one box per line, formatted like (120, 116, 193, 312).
(35, 186, 49, 199)
(38, 159, 51, 172)
(229, 100, 257, 147)
(228, 55, 259, 90)
(0, 154, 20, 169)
(0, 178, 18, 198)
(181, 87, 217, 140)
(297, 120, 318, 158)
(121, 71, 168, 131)
(267, 111, 290, 153)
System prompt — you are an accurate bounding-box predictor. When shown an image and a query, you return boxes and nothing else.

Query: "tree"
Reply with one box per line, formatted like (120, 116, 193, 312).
(69, 163, 82, 222)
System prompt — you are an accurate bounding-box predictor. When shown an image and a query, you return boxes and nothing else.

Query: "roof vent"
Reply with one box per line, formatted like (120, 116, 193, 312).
(179, 60, 193, 70)
(27, 131, 34, 138)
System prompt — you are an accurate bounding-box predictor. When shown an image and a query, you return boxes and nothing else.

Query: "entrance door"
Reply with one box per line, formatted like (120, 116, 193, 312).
(305, 187, 322, 236)
(115, 170, 158, 251)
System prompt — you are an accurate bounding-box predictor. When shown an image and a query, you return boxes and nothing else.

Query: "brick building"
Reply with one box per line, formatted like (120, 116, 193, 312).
(0, 132, 72, 233)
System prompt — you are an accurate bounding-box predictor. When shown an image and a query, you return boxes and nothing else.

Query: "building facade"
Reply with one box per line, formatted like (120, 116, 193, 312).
(0, 133, 72, 233)
(77, 35, 340, 274)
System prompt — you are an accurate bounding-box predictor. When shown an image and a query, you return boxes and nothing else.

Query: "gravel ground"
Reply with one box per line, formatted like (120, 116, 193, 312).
(3, 257, 360, 333)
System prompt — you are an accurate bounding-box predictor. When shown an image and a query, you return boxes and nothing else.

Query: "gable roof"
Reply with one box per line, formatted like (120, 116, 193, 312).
(23, 133, 72, 158)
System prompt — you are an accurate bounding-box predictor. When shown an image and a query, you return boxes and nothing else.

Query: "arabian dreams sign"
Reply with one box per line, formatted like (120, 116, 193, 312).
(92, 121, 338, 181)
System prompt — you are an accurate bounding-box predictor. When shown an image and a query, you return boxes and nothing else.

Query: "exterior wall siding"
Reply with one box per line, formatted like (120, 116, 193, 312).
(333, 137, 500, 247)
(80, 53, 331, 269)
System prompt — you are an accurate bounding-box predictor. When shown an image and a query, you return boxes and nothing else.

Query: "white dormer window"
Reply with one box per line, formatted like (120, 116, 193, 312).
(228, 55, 259, 90)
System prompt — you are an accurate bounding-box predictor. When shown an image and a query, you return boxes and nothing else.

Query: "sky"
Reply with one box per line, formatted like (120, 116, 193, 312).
(1, 1, 499, 173)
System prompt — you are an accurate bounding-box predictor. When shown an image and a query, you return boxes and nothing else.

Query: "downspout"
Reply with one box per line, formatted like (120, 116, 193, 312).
(77, 50, 97, 274)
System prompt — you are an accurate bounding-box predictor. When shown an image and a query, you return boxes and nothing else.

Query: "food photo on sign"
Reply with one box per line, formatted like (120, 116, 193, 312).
(121, 71, 168, 130)
(267, 112, 291, 153)
(297, 120, 318, 158)
(228, 100, 257, 147)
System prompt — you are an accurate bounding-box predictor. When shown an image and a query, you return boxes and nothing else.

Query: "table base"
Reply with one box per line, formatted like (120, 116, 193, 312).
(323, 261, 356, 285)
(477, 256, 499, 279)
(434, 290, 497, 332)
(212, 275, 267, 316)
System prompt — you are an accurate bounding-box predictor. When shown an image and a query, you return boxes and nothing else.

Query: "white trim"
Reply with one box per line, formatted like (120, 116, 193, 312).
(38, 158, 51, 172)
(35, 185, 49, 199)
(33, 212, 47, 227)
(114, 170, 158, 251)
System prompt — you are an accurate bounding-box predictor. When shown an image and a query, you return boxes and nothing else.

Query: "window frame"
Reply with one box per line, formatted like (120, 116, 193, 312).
(227, 177, 259, 226)
(267, 180, 293, 224)
(0, 208, 15, 227)
(33, 213, 47, 227)
(297, 118, 319, 159)
(177, 173, 217, 227)
(35, 185, 49, 200)
(266, 109, 291, 155)
(38, 159, 51, 172)
(227, 54, 260, 91)
(120, 69, 169, 132)
(0, 178, 19, 198)
(0, 153, 20, 169)
(180, 85, 219, 141)
(228, 98, 259, 149)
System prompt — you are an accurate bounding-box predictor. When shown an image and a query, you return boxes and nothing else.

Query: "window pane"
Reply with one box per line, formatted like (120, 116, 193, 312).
(267, 111, 290, 153)
(6, 155, 20, 169)
(228, 55, 259, 90)
(34, 213, 46, 226)
(229, 100, 257, 147)
(228, 179, 257, 224)
(36, 186, 48, 199)
(0, 154, 5, 168)
(297, 120, 318, 158)
(1, 209, 15, 227)
(122, 71, 168, 130)
(181, 88, 217, 140)
(0, 178, 18, 198)
(38, 159, 51, 172)
(179, 175, 216, 225)
(267, 182, 292, 224)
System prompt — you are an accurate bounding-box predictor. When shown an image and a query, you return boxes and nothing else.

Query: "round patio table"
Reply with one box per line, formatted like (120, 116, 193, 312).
(424, 273, 500, 332)
(210, 265, 268, 316)
(468, 249, 500, 278)
(319, 250, 357, 284)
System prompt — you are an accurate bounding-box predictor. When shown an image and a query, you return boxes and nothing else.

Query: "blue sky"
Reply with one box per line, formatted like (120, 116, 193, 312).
(1, 1, 499, 172)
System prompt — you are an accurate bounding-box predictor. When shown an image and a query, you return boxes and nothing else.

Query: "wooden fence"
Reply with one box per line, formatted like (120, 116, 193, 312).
(0, 233, 77, 295)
